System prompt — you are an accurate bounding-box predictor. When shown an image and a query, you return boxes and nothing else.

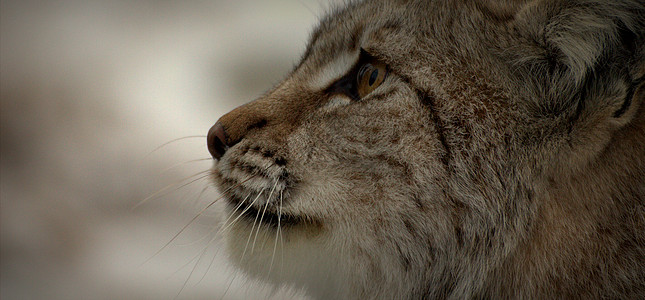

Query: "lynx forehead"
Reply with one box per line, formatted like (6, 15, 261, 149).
(207, 0, 644, 299)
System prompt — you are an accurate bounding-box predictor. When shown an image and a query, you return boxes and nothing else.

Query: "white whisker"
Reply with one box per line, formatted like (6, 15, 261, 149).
(240, 195, 263, 262)
(142, 176, 254, 265)
(218, 271, 239, 300)
(279, 190, 285, 275)
(174, 232, 220, 299)
(177, 193, 248, 247)
(161, 158, 213, 174)
(145, 135, 206, 158)
(269, 189, 283, 275)
(251, 180, 279, 253)
(218, 190, 263, 235)
(133, 170, 211, 211)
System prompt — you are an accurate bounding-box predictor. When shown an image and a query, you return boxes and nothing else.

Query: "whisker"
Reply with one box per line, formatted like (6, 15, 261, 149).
(217, 190, 263, 237)
(269, 189, 282, 275)
(142, 176, 255, 264)
(145, 135, 206, 158)
(279, 190, 285, 275)
(240, 192, 264, 262)
(164, 213, 232, 281)
(193, 193, 252, 286)
(165, 250, 200, 280)
(180, 184, 210, 218)
(196, 195, 256, 286)
(251, 180, 278, 253)
(174, 232, 220, 300)
(218, 271, 239, 300)
(207, 193, 250, 240)
(169, 192, 252, 291)
(153, 174, 212, 207)
(132, 170, 212, 211)
(196, 239, 224, 285)
(161, 158, 213, 174)
(295, 0, 317, 18)
(165, 230, 220, 281)
(176, 193, 249, 247)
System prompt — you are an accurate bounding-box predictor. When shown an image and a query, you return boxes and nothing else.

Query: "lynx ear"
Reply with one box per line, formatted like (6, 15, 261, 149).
(511, 0, 645, 119)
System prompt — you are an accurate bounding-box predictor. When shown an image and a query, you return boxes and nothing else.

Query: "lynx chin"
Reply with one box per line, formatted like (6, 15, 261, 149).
(206, 0, 645, 298)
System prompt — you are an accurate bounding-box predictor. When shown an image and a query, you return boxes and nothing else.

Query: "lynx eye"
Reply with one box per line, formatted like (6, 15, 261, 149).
(325, 51, 389, 100)
(356, 59, 387, 98)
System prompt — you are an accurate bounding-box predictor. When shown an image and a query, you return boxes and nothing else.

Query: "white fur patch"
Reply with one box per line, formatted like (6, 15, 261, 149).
(307, 50, 359, 90)
(322, 95, 352, 110)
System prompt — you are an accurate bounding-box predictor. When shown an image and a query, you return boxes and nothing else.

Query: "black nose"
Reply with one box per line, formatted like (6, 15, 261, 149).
(207, 122, 229, 160)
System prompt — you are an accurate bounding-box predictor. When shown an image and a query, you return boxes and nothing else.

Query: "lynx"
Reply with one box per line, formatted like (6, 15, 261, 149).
(206, 0, 645, 298)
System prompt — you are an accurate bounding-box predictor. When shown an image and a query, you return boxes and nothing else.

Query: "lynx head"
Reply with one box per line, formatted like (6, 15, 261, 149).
(207, 0, 644, 298)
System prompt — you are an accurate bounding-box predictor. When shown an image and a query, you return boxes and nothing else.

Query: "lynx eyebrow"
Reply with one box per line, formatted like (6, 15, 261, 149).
(307, 50, 360, 91)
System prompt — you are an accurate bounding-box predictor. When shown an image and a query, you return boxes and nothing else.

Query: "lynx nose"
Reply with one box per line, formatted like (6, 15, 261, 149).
(207, 122, 229, 160)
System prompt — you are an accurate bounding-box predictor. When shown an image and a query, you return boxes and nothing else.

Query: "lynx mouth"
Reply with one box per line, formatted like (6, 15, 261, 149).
(226, 193, 304, 228)
(214, 172, 291, 225)
(212, 142, 324, 228)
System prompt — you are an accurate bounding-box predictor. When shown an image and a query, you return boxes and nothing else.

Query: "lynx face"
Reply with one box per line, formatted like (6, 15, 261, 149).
(207, 0, 644, 299)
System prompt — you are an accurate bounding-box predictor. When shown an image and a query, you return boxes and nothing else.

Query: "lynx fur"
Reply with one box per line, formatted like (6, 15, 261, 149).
(208, 0, 645, 298)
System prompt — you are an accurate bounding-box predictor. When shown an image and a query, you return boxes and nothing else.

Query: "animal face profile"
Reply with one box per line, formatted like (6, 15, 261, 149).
(207, 1, 645, 298)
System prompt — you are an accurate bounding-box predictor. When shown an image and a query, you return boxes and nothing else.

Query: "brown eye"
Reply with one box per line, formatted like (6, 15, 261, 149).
(356, 59, 387, 98)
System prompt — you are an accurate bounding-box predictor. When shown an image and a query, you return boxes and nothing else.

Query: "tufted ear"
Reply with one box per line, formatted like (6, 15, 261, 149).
(509, 0, 645, 120)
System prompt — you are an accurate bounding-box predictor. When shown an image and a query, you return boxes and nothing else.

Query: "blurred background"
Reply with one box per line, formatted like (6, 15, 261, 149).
(1, 0, 333, 298)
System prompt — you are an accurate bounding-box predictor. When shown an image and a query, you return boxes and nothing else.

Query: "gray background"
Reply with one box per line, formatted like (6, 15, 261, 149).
(1, 0, 336, 298)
